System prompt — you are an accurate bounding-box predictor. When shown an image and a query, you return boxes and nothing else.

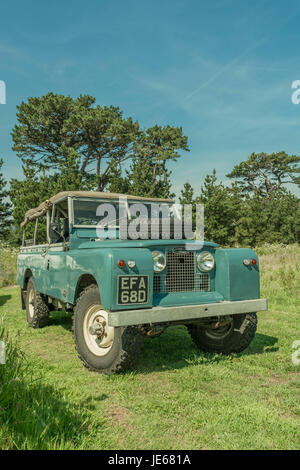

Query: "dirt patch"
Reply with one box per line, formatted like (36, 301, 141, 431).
(260, 372, 300, 387)
(288, 372, 300, 383)
(269, 375, 288, 384)
(267, 372, 300, 385)
(106, 405, 133, 429)
(260, 374, 289, 387)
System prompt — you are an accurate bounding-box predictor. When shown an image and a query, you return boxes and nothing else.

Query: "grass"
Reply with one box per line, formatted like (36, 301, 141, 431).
(257, 243, 300, 311)
(0, 329, 100, 450)
(0, 245, 19, 287)
(0, 244, 299, 449)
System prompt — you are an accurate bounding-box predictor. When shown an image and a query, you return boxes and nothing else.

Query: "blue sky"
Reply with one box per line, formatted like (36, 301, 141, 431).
(1, 0, 300, 196)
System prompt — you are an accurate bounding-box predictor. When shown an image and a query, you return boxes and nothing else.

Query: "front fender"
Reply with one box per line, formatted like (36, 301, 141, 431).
(215, 248, 260, 301)
(67, 247, 153, 310)
(110, 248, 153, 311)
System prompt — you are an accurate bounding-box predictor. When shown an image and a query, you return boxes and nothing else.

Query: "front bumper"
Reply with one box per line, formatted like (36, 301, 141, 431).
(108, 298, 268, 327)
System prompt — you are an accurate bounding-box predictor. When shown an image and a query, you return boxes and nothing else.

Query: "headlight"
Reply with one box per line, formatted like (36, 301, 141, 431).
(197, 251, 215, 272)
(152, 251, 166, 272)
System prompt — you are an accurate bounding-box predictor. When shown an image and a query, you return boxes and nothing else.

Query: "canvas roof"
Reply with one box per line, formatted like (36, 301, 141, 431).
(21, 191, 174, 227)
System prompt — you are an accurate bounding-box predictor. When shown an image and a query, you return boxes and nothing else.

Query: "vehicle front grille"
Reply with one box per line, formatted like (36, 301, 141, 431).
(153, 249, 210, 294)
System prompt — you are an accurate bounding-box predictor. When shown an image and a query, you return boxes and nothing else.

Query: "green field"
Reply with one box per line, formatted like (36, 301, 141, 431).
(0, 244, 299, 450)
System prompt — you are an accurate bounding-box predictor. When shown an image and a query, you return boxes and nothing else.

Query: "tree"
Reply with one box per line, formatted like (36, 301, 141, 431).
(180, 170, 244, 245)
(12, 93, 94, 172)
(107, 161, 130, 194)
(9, 163, 48, 244)
(135, 125, 189, 183)
(9, 153, 94, 245)
(52, 147, 94, 193)
(126, 155, 175, 198)
(226, 151, 300, 196)
(0, 159, 11, 240)
(66, 105, 139, 190)
(235, 189, 300, 246)
(11, 93, 139, 190)
(198, 170, 243, 245)
(108, 125, 189, 198)
(123, 125, 188, 198)
(179, 182, 198, 230)
(179, 182, 195, 206)
(10, 94, 190, 241)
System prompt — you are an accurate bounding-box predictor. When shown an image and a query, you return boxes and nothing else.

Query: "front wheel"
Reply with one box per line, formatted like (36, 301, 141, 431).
(188, 313, 257, 354)
(73, 284, 143, 374)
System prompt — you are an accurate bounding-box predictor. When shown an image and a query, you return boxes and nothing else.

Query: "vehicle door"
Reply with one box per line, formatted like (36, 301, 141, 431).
(33, 214, 51, 294)
(44, 198, 69, 302)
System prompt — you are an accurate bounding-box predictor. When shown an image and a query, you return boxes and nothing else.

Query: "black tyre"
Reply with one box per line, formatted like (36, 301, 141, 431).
(188, 313, 257, 354)
(73, 284, 143, 374)
(25, 277, 49, 328)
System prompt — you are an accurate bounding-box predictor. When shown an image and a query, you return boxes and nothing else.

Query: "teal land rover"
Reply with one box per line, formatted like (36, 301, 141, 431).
(17, 191, 268, 374)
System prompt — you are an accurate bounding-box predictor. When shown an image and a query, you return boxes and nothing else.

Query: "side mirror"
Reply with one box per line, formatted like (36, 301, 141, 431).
(49, 222, 62, 242)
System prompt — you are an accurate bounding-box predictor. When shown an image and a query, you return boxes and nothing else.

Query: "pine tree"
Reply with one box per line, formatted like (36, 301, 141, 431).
(107, 161, 130, 194)
(227, 151, 300, 195)
(0, 159, 11, 241)
(179, 170, 244, 245)
(53, 147, 94, 193)
(198, 170, 243, 245)
(179, 182, 195, 205)
(11, 93, 139, 190)
(126, 156, 174, 198)
(235, 189, 300, 246)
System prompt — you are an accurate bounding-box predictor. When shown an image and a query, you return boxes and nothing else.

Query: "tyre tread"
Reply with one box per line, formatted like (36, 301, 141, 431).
(188, 313, 257, 354)
(73, 284, 142, 374)
(26, 278, 49, 328)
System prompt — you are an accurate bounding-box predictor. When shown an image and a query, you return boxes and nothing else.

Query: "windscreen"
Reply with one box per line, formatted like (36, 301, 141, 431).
(73, 199, 183, 241)
(73, 199, 122, 227)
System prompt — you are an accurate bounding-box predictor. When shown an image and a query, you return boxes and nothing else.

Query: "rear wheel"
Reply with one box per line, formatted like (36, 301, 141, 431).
(25, 277, 49, 328)
(188, 313, 257, 354)
(73, 284, 143, 374)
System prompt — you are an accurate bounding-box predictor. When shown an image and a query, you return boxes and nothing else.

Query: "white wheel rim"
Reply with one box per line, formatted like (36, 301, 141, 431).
(28, 288, 35, 318)
(83, 305, 114, 356)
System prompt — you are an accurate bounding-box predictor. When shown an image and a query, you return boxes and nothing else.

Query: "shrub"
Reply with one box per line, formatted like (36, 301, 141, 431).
(0, 244, 18, 287)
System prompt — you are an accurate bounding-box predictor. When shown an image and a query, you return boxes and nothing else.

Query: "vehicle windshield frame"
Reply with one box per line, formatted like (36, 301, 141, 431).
(71, 197, 179, 229)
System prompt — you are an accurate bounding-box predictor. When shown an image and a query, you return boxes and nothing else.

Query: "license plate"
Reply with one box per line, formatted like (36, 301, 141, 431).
(117, 275, 149, 305)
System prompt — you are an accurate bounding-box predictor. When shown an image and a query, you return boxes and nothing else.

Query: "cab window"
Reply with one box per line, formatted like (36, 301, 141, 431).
(50, 200, 69, 244)
(35, 216, 48, 245)
(22, 216, 47, 246)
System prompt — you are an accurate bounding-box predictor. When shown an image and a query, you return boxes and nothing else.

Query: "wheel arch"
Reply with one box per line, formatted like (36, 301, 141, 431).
(22, 268, 33, 289)
(20, 269, 33, 310)
(74, 274, 101, 304)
